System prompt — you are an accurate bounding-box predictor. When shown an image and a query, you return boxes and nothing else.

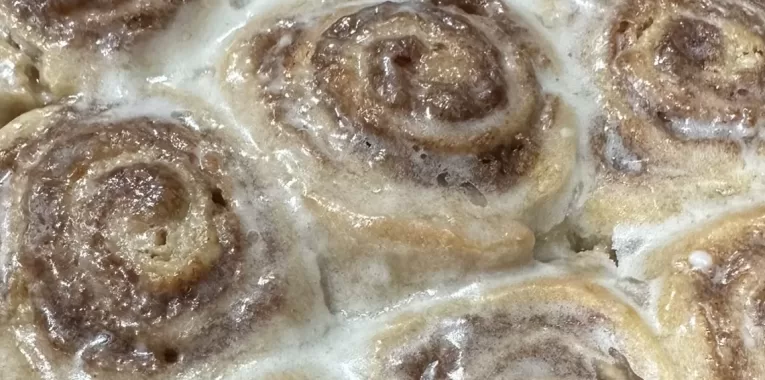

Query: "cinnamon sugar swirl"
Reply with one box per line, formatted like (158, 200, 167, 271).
(370, 276, 678, 379)
(0, 0, 189, 50)
(0, 103, 319, 378)
(221, 0, 575, 313)
(579, 0, 765, 240)
(0, 0, 196, 98)
(640, 207, 765, 379)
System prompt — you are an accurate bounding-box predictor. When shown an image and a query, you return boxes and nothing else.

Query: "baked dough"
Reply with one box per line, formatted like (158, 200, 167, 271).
(0, 37, 41, 127)
(0, 0, 763, 378)
(0, 102, 322, 378)
(221, 0, 575, 313)
(578, 0, 765, 241)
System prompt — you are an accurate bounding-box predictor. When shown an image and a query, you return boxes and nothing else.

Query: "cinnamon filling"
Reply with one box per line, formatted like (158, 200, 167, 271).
(246, 0, 554, 194)
(5, 115, 283, 373)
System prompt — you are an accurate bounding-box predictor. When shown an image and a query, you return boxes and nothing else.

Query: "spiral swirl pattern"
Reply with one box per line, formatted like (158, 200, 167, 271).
(1, 109, 289, 374)
(607, 0, 765, 135)
(372, 278, 676, 379)
(578, 0, 763, 241)
(2, 0, 188, 48)
(227, 0, 560, 194)
(222, 0, 573, 315)
(644, 208, 765, 379)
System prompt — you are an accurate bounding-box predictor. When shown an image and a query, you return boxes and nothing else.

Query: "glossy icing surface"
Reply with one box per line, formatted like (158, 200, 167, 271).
(1, 0, 764, 379)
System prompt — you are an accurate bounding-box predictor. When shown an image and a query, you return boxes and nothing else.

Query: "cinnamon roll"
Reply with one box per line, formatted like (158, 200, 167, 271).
(579, 0, 765, 239)
(0, 104, 318, 377)
(641, 207, 765, 379)
(222, 0, 575, 313)
(370, 276, 679, 379)
(0, 36, 42, 127)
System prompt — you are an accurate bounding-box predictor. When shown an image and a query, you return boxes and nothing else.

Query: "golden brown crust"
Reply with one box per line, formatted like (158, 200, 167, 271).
(308, 193, 536, 314)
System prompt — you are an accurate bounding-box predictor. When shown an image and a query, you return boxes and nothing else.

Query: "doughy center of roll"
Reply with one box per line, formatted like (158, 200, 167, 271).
(311, 2, 528, 152)
(87, 163, 224, 288)
(659, 18, 722, 71)
(362, 16, 507, 122)
(11, 118, 248, 372)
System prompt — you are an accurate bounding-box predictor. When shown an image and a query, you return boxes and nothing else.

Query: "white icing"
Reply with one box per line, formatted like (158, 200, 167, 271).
(688, 250, 715, 271)
(4, 0, 632, 377)
(3, 0, 765, 378)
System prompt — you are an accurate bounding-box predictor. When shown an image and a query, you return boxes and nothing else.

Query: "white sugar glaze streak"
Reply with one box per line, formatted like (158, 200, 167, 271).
(5, 0, 765, 378)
